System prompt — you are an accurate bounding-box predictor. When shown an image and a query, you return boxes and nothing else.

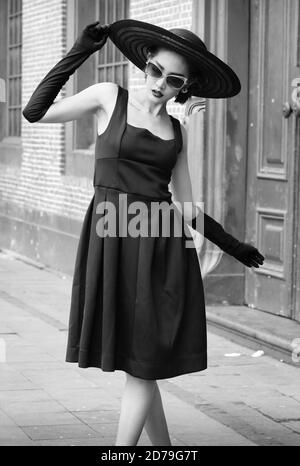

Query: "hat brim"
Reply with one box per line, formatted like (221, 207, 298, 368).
(108, 19, 241, 99)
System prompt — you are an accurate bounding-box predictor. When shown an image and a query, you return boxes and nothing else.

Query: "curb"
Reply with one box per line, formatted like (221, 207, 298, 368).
(206, 310, 300, 367)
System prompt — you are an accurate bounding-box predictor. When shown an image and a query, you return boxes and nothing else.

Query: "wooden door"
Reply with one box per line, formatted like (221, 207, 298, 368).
(246, 0, 300, 319)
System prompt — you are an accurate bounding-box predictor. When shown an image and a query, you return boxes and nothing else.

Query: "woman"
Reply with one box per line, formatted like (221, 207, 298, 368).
(22, 19, 264, 447)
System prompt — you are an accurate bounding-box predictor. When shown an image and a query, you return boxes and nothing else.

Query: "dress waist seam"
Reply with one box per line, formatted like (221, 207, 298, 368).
(94, 156, 171, 174)
(94, 184, 172, 203)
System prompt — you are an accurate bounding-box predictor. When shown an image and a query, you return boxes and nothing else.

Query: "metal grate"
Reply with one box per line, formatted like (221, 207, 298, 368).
(96, 0, 129, 88)
(7, 0, 22, 137)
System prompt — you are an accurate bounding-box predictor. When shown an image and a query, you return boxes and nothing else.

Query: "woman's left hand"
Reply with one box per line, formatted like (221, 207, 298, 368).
(231, 242, 265, 268)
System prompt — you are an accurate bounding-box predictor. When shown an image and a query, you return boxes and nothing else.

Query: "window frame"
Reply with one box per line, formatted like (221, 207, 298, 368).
(0, 0, 22, 167)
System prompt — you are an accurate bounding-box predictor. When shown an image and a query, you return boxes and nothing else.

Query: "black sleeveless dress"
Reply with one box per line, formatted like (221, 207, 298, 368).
(65, 84, 207, 380)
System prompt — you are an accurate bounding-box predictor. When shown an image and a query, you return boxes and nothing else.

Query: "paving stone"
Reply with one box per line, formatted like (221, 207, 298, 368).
(7, 320, 58, 335)
(0, 375, 39, 391)
(276, 386, 300, 402)
(1, 400, 67, 416)
(243, 395, 300, 421)
(0, 333, 33, 347)
(177, 432, 255, 446)
(201, 399, 300, 446)
(0, 389, 51, 405)
(282, 421, 300, 435)
(23, 423, 100, 441)
(71, 410, 119, 424)
(0, 323, 15, 333)
(18, 368, 98, 390)
(33, 437, 108, 446)
(41, 387, 117, 411)
(6, 345, 57, 363)
(0, 425, 31, 441)
(0, 409, 16, 427)
(8, 361, 66, 371)
(9, 411, 82, 427)
(0, 439, 35, 445)
(88, 421, 118, 433)
(22, 334, 66, 348)
(164, 392, 256, 446)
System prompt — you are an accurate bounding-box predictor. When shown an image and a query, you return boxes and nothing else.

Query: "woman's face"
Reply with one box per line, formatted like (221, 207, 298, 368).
(145, 48, 190, 103)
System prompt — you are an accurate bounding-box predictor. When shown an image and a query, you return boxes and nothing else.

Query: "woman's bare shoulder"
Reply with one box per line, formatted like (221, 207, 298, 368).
(94, 82, 119, 112)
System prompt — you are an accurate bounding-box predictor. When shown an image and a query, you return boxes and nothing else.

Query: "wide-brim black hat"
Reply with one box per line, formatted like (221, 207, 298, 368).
(108, 19, 241, 99)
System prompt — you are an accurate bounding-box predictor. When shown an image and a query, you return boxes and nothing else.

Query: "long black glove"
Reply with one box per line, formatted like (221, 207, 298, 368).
(22, 21, 110, 123)
(188, 207, 265, 268)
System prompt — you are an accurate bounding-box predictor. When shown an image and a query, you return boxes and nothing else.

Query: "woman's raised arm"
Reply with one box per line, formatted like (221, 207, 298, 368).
(22, 21, 110, 123)
(36, 81, 113, 123)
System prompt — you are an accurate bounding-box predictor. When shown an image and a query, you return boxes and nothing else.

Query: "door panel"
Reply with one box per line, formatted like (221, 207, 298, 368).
(246, 0, 299, 318)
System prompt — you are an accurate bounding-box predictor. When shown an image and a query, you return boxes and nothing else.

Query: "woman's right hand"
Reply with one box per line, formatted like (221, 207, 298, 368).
(74, 21, 111, 53)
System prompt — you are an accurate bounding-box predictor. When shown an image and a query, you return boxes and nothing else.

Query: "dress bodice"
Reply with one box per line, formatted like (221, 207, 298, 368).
(93, 84, 183, 201)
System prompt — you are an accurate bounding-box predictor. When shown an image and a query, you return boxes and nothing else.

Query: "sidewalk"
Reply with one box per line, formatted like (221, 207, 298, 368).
(0, 248, 300, 446)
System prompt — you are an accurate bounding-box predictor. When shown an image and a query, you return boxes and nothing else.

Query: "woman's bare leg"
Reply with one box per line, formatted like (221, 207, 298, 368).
(115, 372, 156, 446)
(144, 381, 172, 446)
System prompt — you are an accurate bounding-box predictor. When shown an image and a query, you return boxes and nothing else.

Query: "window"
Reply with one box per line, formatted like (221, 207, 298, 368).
(0, 0, 22, 142)
(66, 0, 129, 169)
(7, 0, 22, 137)
(97, 0, 129, 85)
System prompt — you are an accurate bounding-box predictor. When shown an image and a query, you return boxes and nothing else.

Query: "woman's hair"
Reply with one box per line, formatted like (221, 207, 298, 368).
(145, 45, 202, 104)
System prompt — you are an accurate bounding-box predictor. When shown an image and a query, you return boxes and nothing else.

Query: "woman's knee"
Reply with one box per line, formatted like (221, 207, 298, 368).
(125, 372, 156, 385)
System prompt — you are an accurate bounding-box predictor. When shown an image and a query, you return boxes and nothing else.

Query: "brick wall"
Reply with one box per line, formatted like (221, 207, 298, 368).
(20, 0, 92, 220)
(20, 0, 66, 213)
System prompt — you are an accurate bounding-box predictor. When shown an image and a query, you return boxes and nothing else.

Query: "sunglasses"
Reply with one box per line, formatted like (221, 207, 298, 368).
(145, 60, 189, 89)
